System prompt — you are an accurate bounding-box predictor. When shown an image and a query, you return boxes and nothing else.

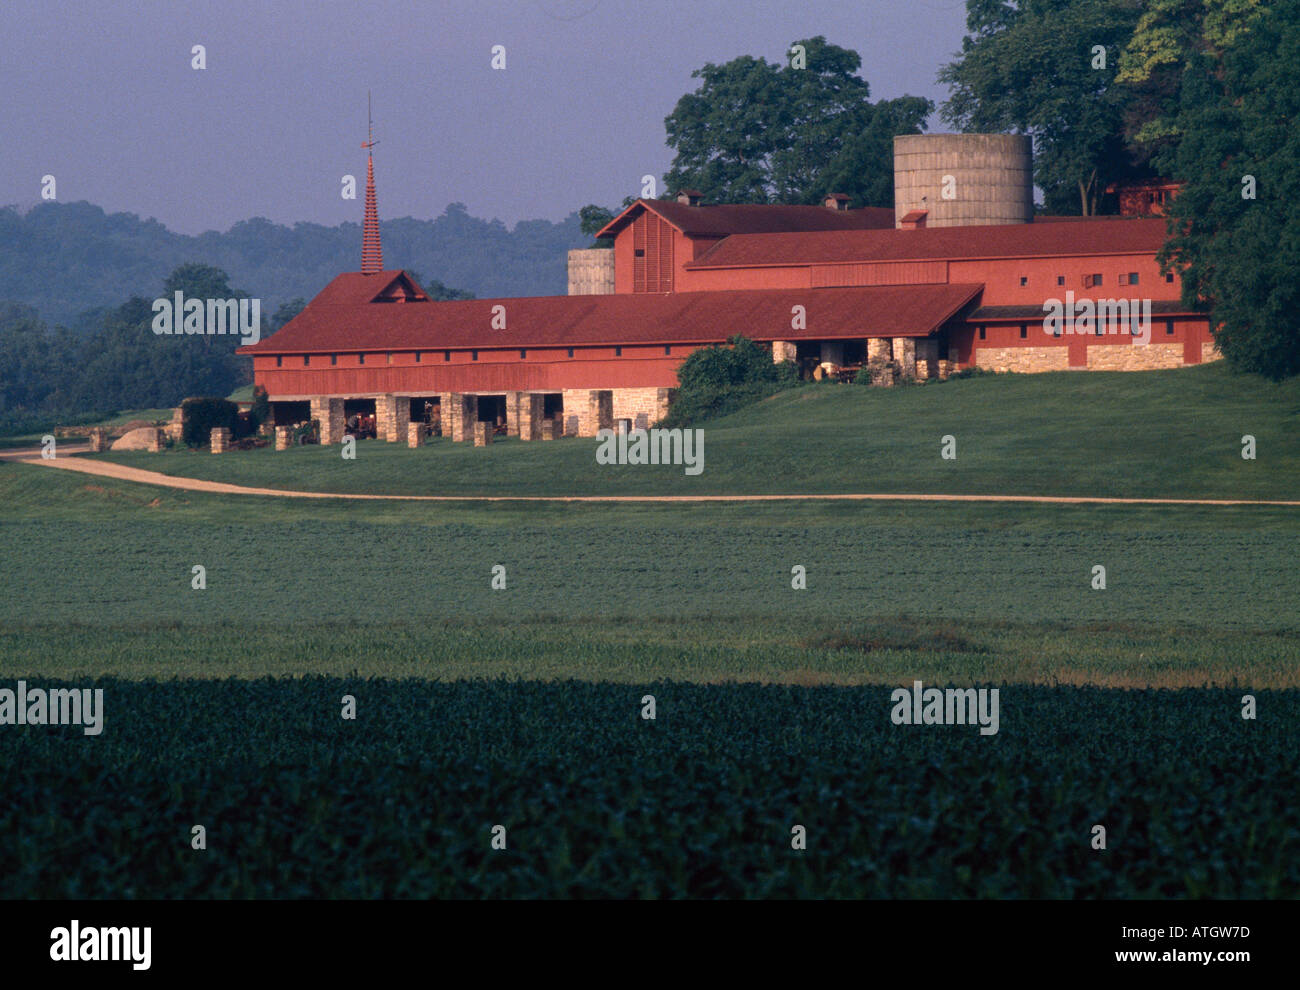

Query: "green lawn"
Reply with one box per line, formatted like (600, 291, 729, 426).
(92, 364, 1300, 499)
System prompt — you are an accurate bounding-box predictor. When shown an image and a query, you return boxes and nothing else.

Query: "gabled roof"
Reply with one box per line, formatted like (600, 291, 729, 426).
(242, 279, 984, 354)
(595, 198, 896, 239)
(685, 217, 1170, 269)
(304, 270, 429, 305)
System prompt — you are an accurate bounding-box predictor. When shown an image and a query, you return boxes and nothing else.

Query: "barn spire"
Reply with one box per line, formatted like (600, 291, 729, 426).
(361, 92, 384, 275)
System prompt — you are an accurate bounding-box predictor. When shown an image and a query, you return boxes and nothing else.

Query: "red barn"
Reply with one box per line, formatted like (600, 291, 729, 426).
(242, 134, 1213, 444)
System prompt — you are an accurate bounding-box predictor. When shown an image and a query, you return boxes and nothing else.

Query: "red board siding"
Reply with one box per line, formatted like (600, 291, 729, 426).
(810, 261, 948, 287)
(632, 212, 674, 293)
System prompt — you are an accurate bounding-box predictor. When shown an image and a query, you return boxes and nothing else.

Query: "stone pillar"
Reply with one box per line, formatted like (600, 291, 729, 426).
(147, 429, 163, 453)
(274, 426, 292, 450)
(505, 391, 523, 437)
(544, 419, 562, 440)
(893, 338, 917, 379)
(88, 428, 107, 453)
(654, 388, 674, 423)
(577, 390, 613, 437)
(937, 360, 955, 380)
(520, 394, 544, 441)
(407, 422, 423, 448)
(473, 421, 493, 446)
(447, 393, 474, 442)
(376, 394, 408, 443)
(310, 397, 345, 445)
(437, 393, 452, 437)
(867, 338, 892, 363)
(166, 407, 184, 442)
(772, 340, 798, 364)
(915, 338, 940, 380)
(210, 428, 230, 454)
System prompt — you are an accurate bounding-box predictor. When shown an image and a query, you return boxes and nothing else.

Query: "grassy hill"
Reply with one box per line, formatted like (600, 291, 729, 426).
(97, 363, 1300, 500)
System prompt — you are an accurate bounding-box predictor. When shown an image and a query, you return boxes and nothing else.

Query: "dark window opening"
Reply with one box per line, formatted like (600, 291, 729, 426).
(471, 350, 478, 361)
(1129, 272, 1139, 284)
(1057, 275, 1065, 286)
(330, 354, 337, 366)
(615, 346, 622, 356)
(1019, 325, 1028, 339)
(634, 249, 645, 257)
(1093, 273, 1103, 285)
(358, 354, 365, 365)
(1166, 273, 1175, 283)
(275, 356, 282, 367)
(1019, 276, 1028, 287)
(520, 349, 527, 359)
(1166, 320, 1175, 336)
(567, 348, 574, 358)
(415, 352, 421, 363)
(664, 345, 672, 355)
(978, 326, 986, 341)
(303, 355, 310, 366)
(444, 350, 451, 361)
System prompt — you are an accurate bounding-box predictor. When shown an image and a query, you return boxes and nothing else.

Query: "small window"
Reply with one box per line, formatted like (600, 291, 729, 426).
(330, 354, 337, 366)
(1118, 273, 1128, 286)
(1165, 273, 1175, 283)
(1019, 325, 1027, 340)
(471, 350, 478, 361)
(386, 352, 393, 364)
(978, 326, 986, 341)
(567, 348, 574, 358)
(1128, 272, 1139, 285)
(520, 349, 527, 359)
(304, 355, 310, 367)
(276, 356, 282, 367)
(664, 345, 672, 355)
(358, 354, 365, 365)
(1083, 275, 1093, 288)
(444, 350, 451, 361)
(1019, 276, 1028, 287)
(1056, 275, 1065, 287)
(1165, 320, 1175, 336)
(634, 249, 645, 257)
(415, 352, 421, 363)
(615, 346, 622, 357)
(1093, 273, 1103, 285)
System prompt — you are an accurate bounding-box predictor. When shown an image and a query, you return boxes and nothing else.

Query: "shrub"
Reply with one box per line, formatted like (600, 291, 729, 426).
(662, 336, 800, 427)
(179, 397, 239, 448)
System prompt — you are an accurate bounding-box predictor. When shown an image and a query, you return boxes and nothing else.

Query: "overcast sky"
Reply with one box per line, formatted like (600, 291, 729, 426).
(0, 0, 971, 234)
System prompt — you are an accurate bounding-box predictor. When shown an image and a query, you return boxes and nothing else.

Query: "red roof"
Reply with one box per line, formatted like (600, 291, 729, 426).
(243, 275, 983, 354)
(596, 198, 896, 239)
(686, 217, 1170, 269)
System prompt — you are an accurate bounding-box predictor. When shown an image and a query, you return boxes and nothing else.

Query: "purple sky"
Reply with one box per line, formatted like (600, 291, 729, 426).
(0, 0, 970, 234)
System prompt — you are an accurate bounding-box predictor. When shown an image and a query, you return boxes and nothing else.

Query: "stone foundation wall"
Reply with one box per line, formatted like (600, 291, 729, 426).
(562, 389, 614, 437)
(611, 387, 674, 428)
(975, 347, 1070, 373)
(914, 339, 939, 380)
(407, 423, 423, 448)
(210, 428, 230, 454)
(1086, 343, 1184, 371)
(472, 421, 493, 446)
(1201, 341, 1222, 364)
(88, 428, 107, 452)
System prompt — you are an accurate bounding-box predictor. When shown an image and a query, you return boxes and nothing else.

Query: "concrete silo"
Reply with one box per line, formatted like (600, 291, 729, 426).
(893, 134, 1034, 228)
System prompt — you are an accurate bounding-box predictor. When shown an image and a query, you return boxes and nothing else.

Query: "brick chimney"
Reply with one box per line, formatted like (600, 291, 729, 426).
(823, 193, 850, 212)
(676, 189, 703, 206)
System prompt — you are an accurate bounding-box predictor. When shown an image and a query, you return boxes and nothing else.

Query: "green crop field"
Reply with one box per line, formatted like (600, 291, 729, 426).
(1, 367, 1297, 898)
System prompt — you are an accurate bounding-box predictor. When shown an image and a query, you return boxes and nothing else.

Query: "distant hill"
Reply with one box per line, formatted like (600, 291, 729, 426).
(0, 201, 587, 329)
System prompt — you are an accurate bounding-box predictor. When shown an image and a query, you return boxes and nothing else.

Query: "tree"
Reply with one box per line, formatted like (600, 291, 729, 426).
(939, 0, 1145, 215)
(1159, 0, 1300, 379)
(663, 37, 932, 207)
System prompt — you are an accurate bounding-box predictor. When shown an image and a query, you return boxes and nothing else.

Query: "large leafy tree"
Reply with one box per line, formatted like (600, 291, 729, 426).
(1159, 0, 1300, 379)
(663, 37, 932, 207)
(939, 0, 1145, 215)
